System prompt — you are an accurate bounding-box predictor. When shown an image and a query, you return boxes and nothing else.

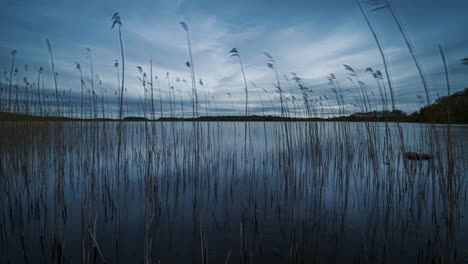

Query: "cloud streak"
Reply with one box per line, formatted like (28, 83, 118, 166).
(0, 0, 467, 117)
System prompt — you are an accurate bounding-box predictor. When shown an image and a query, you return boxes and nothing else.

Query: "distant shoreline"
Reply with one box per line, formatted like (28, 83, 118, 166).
(1, 88, 466, 124)
(1, 111, 467, 124)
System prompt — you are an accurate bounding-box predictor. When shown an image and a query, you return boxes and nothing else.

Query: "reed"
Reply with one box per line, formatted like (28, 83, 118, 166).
(8, 50, 17, 112)
(46, 39, 60, 116)
(112, 12, 125, 120)
(180, 22, 199, 119)
(358, 0, 396, 111)
(0, 8, 466, 264)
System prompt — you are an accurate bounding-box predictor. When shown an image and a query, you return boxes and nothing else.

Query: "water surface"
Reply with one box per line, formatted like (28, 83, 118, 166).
(0, 121, 467, 263)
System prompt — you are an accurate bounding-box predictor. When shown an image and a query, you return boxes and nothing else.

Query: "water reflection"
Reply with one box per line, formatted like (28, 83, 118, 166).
(0, 121, 466, 263)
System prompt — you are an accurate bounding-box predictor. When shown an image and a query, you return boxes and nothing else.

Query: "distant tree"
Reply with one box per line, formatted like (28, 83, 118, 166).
(418, 89, 468, 123)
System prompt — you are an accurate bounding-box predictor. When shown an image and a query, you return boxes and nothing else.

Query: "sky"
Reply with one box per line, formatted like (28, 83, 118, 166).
(0, 0, 467, 117)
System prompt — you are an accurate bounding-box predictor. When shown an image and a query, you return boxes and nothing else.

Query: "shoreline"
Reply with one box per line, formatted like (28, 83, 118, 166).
(1, 112, 467, 124)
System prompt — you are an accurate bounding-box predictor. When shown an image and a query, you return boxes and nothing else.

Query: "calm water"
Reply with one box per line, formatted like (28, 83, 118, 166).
(0, 121, 467, 263)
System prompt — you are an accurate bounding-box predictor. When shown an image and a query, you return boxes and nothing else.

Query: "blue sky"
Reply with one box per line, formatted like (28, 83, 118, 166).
(0, 0, 467, 117)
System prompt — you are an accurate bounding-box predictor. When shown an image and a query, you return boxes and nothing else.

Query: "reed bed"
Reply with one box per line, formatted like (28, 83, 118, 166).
(0, 121, 466, 263)
(0, 2, 467, 264)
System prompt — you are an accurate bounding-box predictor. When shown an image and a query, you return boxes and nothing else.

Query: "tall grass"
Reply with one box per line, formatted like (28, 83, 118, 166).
(46, 39, 60, 116)
(358, 0, 396, 111)
(36, 66, 44, 116)
(8, 50, 17, 112)
(112, 12, 125, 120)
(150, 59, 156, 119)
(362, 0, 431, 105)
(180, 22, 199, 119)
(0, 7, 466, 264)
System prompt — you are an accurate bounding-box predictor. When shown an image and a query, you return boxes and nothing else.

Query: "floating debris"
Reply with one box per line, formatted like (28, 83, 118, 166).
(404, 152, 432, 160)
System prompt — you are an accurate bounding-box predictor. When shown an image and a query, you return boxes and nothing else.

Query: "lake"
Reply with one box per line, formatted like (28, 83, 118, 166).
(0, 121, 467, 263)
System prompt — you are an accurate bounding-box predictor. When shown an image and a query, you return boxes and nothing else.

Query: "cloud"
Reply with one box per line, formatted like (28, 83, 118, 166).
(1, 0, 467, 117)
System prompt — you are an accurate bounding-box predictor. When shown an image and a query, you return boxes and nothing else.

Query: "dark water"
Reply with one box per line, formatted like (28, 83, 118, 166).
(0, 121, 467, 263)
